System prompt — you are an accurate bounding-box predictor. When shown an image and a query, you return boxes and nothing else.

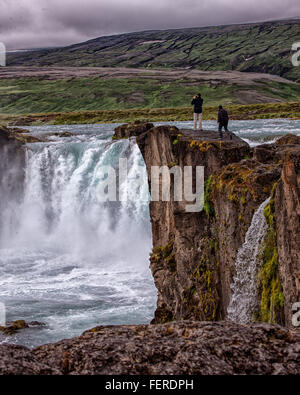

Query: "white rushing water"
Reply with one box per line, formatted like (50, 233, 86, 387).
(0, 126, 156, 347)
(227, 198, 270, 324)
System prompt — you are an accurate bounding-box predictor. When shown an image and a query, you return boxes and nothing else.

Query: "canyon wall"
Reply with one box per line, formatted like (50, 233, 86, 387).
(134, 124, 300, 327)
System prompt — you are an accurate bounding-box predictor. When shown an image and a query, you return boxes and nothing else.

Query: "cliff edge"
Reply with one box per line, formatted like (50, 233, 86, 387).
(132, 123, 300, 327)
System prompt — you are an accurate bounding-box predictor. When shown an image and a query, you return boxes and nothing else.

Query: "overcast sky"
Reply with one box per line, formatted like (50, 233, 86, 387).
(1, 0, 300, 50)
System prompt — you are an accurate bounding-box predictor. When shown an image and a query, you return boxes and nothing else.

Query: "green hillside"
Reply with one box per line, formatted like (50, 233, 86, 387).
(7, 19, 300, 81)
(0, 68, 300, 114)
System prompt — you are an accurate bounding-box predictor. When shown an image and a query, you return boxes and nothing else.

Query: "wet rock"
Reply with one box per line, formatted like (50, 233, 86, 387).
(0, 321, 299, 375)
(113, 121, 154, 140)
(53, 131, 73, 137)
(253, 144, 279, 164)
(9, 127, 31, 134)
(276, 134, 300, 146)
(0, 320, 29, 335)
(0, 345, 61, 375)
(0, 320, 46, 335)
(0, 125, 42, 144)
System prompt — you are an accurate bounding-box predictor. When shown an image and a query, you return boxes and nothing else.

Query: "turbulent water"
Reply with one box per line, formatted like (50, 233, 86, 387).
(227, 198, 270, 324)
(0, 125, 156, 348)
(1, 119, 300, 347)
(172, 118, 300, 147)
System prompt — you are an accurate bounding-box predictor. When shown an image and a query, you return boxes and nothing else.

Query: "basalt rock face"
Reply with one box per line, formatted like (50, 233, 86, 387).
(113, 121, 154, 140)
(275, 145, 300, 326)
(1, 321, 299, 375)
(134, 126, 300, 327)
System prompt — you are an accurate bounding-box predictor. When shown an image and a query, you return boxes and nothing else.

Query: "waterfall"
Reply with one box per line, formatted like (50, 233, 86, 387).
(0, 136, 150, 256)
(227, 197, 270, 324)
(0, 129, 156, 347)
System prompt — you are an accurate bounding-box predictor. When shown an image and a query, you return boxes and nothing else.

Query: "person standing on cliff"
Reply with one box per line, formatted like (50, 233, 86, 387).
(191, 93, 203, 132)
(218, 105, 229, 139)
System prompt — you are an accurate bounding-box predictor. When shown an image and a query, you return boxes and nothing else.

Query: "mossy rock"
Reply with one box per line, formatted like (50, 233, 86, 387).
(150, 241, 176, 273)
(0, 320, 29, 336)
(276, 134, 300, 146)
(257, 183, 284, 324)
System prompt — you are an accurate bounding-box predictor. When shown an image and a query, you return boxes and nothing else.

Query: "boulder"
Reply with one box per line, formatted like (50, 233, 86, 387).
(113, 121, 154, 140)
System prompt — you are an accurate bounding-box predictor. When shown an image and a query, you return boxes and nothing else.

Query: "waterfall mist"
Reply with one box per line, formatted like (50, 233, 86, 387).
(0, 128, 156, 347)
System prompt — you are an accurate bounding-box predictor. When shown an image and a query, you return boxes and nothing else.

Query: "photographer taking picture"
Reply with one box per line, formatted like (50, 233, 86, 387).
(191, 93, 204, 132)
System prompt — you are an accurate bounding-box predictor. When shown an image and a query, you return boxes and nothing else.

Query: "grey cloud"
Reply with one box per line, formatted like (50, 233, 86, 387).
(1, 0, 300, 50)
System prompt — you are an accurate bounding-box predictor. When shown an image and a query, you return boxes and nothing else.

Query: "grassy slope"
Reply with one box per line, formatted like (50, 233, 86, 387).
(7, 20, 300, 82)
(1, 75, 300, 115)
(1, 102, 300, 126)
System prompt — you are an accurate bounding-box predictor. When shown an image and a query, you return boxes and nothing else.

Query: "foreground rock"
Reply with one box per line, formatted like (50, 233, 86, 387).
(0, 321, 299, 375)
(0, 345, 61, 375)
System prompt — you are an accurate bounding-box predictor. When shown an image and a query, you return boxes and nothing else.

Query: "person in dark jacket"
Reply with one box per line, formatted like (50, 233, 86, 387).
(191, 93, 203, 132)
(218, 105, 229, 139)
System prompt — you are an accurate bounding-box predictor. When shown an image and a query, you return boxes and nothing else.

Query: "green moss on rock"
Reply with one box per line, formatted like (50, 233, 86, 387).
(150, 240, 176, 273)
(257, 183, 284, 324)
(203, 175, 215, 218)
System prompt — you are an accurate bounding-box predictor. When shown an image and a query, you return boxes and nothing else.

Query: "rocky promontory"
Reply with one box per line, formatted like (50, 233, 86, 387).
(130, 123, 299, 327)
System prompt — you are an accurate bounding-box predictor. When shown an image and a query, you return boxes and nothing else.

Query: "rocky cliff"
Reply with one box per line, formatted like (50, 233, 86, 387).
(133, 124, 300, 327)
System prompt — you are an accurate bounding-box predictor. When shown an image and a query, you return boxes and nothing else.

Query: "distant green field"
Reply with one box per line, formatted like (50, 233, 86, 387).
(1, 76, 300, 115)
(1, 102, 300, 127)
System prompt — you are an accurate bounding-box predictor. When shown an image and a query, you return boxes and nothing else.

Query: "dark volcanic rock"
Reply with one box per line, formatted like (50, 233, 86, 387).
(275, 150, 300, 325)
(55, 131, 73, 138)
(113, 121, 154, 140)
(135, 125, 300, 326)
(0, 345, 61, 375)
(0, 320, 46, 336)
(276, 134, 300, 146)
(0, 321, 299, 375)
(0, 320, 29, 336)
(0, 125, 41, 144)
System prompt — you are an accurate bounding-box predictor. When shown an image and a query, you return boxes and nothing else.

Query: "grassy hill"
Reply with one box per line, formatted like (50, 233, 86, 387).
(7, 19, 300, 82)
(0, 67, 300, 115)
